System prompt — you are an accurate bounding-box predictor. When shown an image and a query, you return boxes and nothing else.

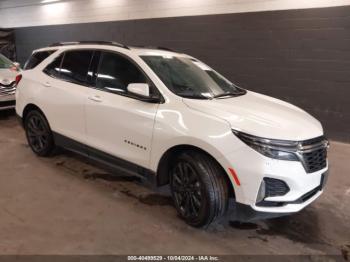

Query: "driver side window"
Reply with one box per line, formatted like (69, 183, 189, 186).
(96, 52, 147, 94)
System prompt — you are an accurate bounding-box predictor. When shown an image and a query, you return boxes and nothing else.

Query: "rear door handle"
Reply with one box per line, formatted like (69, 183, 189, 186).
(88, 95, 102, 103)
(43, 82, 51, 87)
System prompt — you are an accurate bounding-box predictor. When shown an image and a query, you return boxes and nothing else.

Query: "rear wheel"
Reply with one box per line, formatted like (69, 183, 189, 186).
(170, 151, 229, 227)
(24, 110, 55, 157)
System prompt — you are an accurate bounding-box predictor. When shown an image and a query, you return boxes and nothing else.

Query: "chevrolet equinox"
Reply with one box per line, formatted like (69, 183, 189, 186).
(16, 41, 329, 227)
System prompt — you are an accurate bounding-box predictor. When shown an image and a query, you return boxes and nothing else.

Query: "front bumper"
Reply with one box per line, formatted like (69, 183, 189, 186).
(0, 94, 15, 110)
(230, 202, 292, 222)
(219, 140, 328, 217)
(230, 183, 324, 222)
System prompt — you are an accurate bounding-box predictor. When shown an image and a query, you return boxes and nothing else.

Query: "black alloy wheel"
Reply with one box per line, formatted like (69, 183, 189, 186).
(170, 151, 229, 227)
(25, 110, 55, 156)
(172, 160, 202, 219)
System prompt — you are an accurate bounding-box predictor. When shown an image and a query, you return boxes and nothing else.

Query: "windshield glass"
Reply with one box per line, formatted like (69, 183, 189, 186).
(0, 54, 14, 69)
(141, 55, 245, 99)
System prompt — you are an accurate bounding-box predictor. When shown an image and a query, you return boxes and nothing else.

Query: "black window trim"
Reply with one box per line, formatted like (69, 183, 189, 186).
(86, 50, 100, 87)
(43, 48, 164, 104)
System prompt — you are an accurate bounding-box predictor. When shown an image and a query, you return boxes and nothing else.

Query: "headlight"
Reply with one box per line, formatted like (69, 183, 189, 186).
(232, 130, 299, 161)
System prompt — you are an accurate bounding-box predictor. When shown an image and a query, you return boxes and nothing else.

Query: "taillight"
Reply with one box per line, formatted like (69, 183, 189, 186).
(15, 74, 22, 86)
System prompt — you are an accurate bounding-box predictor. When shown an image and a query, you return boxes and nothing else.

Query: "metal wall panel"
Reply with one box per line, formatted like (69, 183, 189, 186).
(14, 6, 350, 142)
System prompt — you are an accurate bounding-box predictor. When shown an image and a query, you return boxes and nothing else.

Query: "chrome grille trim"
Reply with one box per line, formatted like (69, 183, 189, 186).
(0, 82, 16, 96)
(297, 138, 329, 153)
(296, 136, 328, 173)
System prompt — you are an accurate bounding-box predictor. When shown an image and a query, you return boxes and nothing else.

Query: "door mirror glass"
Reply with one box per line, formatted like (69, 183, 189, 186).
(127, 83, 150, 97)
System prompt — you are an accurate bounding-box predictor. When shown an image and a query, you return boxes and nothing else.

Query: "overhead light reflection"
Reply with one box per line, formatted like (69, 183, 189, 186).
(41, 0, 61, 3)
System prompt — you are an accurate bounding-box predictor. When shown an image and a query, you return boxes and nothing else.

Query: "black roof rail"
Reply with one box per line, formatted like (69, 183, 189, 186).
(131, 46, 175, 52)
(49, 41, 129, 49)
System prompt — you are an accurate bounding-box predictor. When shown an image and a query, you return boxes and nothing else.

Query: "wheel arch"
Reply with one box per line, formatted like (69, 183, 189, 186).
(22, 104, 51, 128)
(156, 144, 235, 197)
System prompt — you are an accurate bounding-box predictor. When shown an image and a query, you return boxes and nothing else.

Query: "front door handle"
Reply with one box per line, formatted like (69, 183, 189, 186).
(88, 95, 102, 103)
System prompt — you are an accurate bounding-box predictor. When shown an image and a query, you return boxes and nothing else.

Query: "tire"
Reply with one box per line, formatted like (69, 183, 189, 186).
(170, 151, 229, 227)
(24, 110, 55, 157)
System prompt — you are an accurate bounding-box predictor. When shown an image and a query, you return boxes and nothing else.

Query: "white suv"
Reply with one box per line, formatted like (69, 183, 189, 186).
(16, 41, 329, 227)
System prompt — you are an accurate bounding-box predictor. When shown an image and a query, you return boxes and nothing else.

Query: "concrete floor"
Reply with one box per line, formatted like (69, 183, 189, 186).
(0, 110, 349, 256)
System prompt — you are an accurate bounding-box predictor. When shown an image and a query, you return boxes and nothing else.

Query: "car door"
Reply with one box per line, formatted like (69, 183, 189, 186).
(85, 51, 160, 169)
(41, 50, 93, 144)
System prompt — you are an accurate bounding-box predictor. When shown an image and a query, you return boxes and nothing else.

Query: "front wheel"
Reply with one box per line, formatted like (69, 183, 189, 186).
(24, 110, 55, 157)
(170, 151, 229, 227)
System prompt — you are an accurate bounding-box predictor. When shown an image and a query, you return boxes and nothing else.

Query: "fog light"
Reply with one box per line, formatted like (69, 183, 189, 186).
(256, 180, 266, 203)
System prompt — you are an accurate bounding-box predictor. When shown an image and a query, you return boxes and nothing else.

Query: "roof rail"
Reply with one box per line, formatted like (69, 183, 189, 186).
(49, 41, 129, 49)
(132, 46, 175, 52)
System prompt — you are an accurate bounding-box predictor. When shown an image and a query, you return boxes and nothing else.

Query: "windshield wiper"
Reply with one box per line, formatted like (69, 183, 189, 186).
(213, 90, 246, 99)
(179, 93, 211, 99)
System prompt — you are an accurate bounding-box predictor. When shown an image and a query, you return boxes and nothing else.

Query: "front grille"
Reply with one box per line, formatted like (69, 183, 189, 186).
(301, 148, 327, 173)
(299, 136, 328, 173)
(264, 178, 290, 197)
(0, 82, 16, 96)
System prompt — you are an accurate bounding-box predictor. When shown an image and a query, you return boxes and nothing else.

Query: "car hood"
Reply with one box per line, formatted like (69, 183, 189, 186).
(183, 91, 323, 141)
(0, 69, 17, 85)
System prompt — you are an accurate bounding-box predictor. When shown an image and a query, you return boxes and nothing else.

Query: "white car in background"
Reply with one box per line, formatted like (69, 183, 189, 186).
(0, 53, 21, 110)
(16, 42, 329, 227)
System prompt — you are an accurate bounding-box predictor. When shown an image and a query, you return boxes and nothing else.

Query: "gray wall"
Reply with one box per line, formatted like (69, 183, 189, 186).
(14, 5, 350, 142)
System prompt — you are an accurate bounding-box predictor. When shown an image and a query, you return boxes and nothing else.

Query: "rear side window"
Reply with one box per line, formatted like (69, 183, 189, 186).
(24, 50, 56, 70)
(59, 50, 94, 86)
(43, 54, 63, 78)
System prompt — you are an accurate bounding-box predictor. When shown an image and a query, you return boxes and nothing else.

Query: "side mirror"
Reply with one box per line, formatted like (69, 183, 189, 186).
(127, 83, 150, 97)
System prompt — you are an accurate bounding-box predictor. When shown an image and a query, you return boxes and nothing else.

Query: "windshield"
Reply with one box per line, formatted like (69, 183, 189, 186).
(141, 55, 246, 99)
(0, 54, 14, 69)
